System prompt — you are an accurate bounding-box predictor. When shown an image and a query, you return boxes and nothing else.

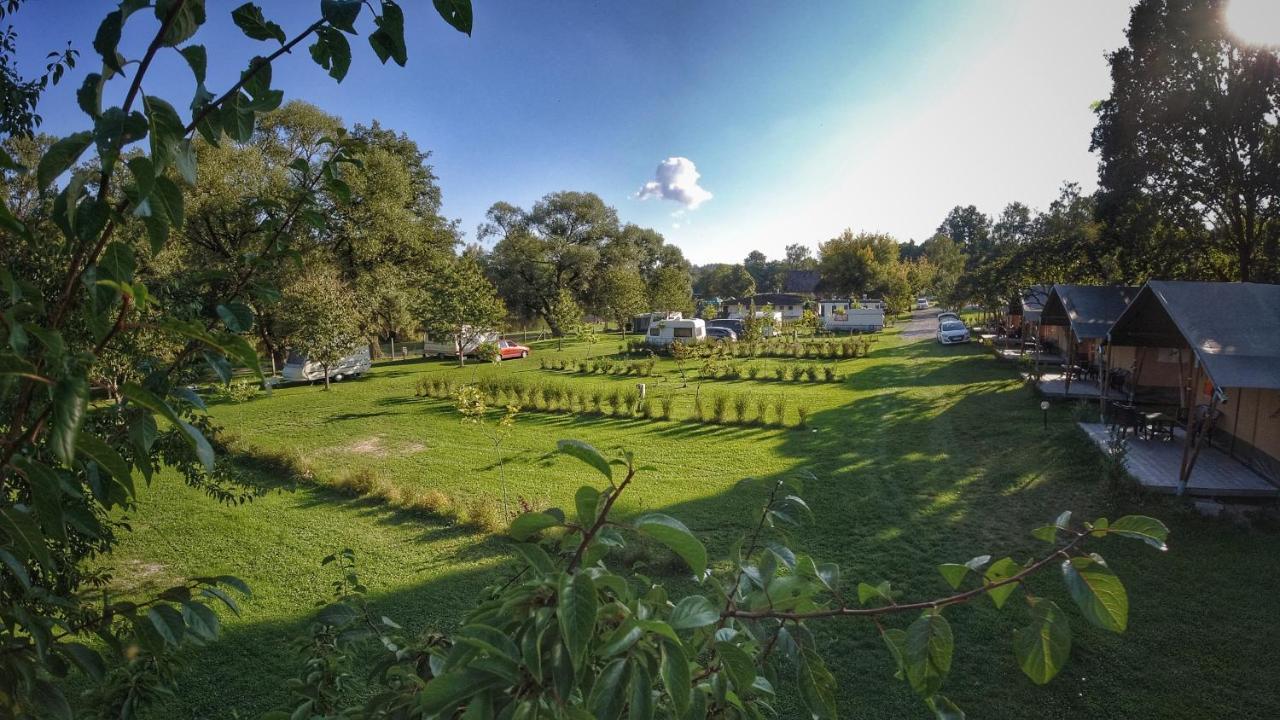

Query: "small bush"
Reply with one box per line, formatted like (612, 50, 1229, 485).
(823, 367, 837, 382)
(334, 467, 378, 496)
(797, 405, 810, 428)
(733, 394, 749, 424)
(622, 388, 640, 416)
(405, 488, 452, 514)
(660, 395, 674, 420)
(805, 367, 818, 382)
(774, 367, 786, 381)
(755, 397, 770, 425)
(693, 395, 706, 422)
(640, 398, 654, 419)
(772, 396, 788, 426)
(712, 394, 729, 424)
(461, 496, 505, 534)
(747, 365, 760, 380)
(590, 391, 604, 413)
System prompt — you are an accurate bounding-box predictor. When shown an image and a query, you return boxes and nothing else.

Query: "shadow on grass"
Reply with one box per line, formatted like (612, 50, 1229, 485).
(136, 341, 1280, 720)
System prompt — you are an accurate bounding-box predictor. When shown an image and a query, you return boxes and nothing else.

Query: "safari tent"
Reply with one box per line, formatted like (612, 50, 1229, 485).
(1005, 285, 1050, 350)
(1105, 281, 1280, 493)
(1039, 284, 1139, 392)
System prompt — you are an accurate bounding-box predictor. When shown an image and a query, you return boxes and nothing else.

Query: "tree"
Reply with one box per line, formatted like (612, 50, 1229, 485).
(817, 230, 897, 297)
(921, 234, 967, 307)
(418, 256, 507, 366)
(0, 2, 77, 137)
(785, 242, 817, 268)
(597, 266, 649, 334)
(715, 264, 757, 299)
(1091, 0, 1280, 282)
(281, 266, 363, 390)
(936, 205, 993, 262)
(0, 2, 470, 712)
(649, 264, 694, 314)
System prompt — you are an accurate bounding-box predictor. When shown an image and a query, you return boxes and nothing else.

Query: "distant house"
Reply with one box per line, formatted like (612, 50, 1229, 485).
(782, 270, 820, 296)
(1105, 281, 1280, 493)
(722, 293, 807, 320)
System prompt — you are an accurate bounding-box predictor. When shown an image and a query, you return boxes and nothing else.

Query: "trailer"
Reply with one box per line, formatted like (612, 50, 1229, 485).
(644, 318, 707, 347)
(422, 327, 500, 358)
(821, 308, 884, 333)
(281, 345, 372, 383)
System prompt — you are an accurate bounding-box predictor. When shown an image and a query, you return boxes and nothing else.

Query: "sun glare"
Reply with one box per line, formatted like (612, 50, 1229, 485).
(1224, 0, 1280, 48)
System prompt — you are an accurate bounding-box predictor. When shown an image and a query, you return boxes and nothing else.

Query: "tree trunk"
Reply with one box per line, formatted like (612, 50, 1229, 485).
(323, 364, 331, 391)
(390, 333, 396, 358)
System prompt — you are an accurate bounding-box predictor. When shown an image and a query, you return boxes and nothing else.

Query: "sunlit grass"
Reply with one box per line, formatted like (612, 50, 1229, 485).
(106, 325, 1280, 719)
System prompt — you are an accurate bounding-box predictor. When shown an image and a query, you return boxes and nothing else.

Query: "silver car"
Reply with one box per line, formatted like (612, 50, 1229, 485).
(936, 320, 970, 344)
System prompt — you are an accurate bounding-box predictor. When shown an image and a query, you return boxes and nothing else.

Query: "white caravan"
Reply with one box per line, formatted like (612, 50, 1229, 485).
(281, 345, 372, 383)
(422, 327, 500, 358)
(644, 318, 707, 347)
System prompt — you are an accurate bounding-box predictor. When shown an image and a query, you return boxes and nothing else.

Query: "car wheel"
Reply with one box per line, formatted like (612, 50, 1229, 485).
(521, 350, 528, 359)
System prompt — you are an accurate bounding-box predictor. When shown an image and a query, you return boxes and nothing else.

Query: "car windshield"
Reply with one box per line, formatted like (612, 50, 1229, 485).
(941, 322, 965, 332)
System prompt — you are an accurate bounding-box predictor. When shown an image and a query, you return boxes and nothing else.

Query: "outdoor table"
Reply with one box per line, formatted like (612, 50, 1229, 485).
(1141, 411, 1175, 441)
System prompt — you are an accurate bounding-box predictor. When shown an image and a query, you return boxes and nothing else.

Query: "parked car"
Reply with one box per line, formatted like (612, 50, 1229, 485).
(497, 339, 530, 360)
(937, 311, 960, 325)
(936, 320, 970, 344)
(705, 326, 738, 342)
(707, 318, 745, 336)
(281, 345, 371, 383)
(915, 297, 930, 310)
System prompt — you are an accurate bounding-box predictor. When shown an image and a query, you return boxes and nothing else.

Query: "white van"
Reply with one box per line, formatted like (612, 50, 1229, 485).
(422, 327, 500, 358)
(644, 318, 707, 347)
(281, 345, 371, 383)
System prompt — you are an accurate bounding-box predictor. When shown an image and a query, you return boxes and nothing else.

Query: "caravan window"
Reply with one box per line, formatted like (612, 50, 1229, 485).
(649, 327, 661, 336)
(673, 327, 693, 338)
(286, 351, 306, 365)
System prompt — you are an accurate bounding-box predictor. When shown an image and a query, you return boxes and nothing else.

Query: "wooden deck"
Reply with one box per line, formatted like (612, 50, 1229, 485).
(1079, 422, 1280, 498)
(1037, 373, 1126, 400)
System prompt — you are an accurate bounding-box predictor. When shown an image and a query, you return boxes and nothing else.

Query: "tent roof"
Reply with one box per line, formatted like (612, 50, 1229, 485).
(1108, 281, 1280, 390)
(1008, 285, 1050, 321)
(1041, 285, 1139, 340)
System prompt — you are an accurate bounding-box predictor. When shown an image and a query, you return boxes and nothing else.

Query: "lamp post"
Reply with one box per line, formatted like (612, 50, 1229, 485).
(1040, 400, 1050, 430)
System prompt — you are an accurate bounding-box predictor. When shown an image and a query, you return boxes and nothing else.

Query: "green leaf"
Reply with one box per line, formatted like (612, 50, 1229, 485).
(231, 3, 286, 43)
(509, 511, 560, 541)
(0, 506, 52, 569)
(155, 0, 206, 47)
(75, 432, 135, 498)
(147, 604, 185, 646)
(77, 73, 104, 118)
(659, 639, 690, 718)
(174, 139, 197, 185)
(904, 611, 953, 697)
(309, 26, 352, 82)
(215, 302, 254, 333)
(220, 92, 255, 142)
(316, 602, 359, 626)
(1031, 525, 1058, 543)
(982, 557, 1021, 609)
(14, 458, 65, 542)
(127, 156, 156, 198)
(1013, 599, 1072, 685)
(36, 132, 93, 190)
(634, 513, 706, 576)
(368, 0, 407, 66)
(152, 176, 185, 228)
(511, 542, 554, 574)
(48, 376, 88, 464)
(93, 11, 124, 74)
(433, 0, 473, 35)
(797, 646, 837, 719)
(925, 694, 967, 720)
(0, 354, 42, 381)
(1106, 515, 1169, 551)
(419, 669, 503, 715)
(1061, 555, 1128, 632)
(574, 485, 600, 528)
(557, 572, 596, 668)
(30, 681, 71, 720)
(179, 44, 208, 83)
(144, 96, 186, 175)
(629, 658, 655, 720)
(321, 0, 362, 32)
(99, 241, 136, 284)
(857, 580, 893, 606)
(715, 641, 755, 694)
(937, 564, 968, 590)
(558, 439, 612, 481)
(669, 594, 719, 630)
(587, 657, 630, 720)
(59, 642, 107, 682)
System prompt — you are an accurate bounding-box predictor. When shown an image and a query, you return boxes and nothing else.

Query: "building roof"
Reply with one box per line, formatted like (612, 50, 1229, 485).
(1041, 285, 1139, 340)
(1008, 285, 1050, 321)
(1108, 281, 1280, 390)
(725, 293, 808, 306)
(782, 270, 820, 294)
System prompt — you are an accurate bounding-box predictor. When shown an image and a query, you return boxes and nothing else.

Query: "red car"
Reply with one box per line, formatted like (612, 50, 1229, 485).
(497, 339, 531, 360)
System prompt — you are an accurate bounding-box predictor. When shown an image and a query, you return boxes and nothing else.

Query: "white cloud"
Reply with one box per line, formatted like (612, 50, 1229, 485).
(636, 157, 713, 209)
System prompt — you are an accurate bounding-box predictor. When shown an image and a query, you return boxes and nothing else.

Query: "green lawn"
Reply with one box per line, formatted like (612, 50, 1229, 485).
(106, 326, 1280, 719)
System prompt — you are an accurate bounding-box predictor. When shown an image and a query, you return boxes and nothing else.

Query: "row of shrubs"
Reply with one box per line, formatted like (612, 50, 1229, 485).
(623, 336, 873, 360)
(700, 363, 842, 382)
(414, 376, 812, 428)
(539, 356, 658, 376)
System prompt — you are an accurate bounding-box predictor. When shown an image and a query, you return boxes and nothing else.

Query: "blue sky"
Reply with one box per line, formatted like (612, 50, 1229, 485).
(15, 1, 1137, 263)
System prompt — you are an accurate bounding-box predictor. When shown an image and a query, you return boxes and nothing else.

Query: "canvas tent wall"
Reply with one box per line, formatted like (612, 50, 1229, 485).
(1106, 281, 1280, 487)
(1006, 285, 1049, 342)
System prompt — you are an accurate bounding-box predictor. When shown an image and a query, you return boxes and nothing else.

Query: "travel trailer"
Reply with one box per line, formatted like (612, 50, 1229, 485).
(422, 327, 500, 358)
(281, 345, 372, 383)
(644, 318, 707, 347)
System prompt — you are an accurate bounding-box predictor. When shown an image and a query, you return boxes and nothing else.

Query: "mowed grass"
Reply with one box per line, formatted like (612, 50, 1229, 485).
(105, 323, 1280, 719)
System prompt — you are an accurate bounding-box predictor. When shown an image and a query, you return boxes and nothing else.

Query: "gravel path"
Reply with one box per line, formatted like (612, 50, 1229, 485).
(900, 308, 941, 342)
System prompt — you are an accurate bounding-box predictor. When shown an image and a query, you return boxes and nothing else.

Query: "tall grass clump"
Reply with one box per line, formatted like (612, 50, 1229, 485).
(755, 396, 770, 425)
(733, 394, 750, 424)
(772, 396, 788, 427)
(712, 394, 729, 424)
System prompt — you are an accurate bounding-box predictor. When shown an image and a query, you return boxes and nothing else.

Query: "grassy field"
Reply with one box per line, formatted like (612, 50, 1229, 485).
(105, 321, 1280, 719)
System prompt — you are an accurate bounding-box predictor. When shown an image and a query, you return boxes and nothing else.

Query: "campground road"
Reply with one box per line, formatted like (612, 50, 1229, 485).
(900, 307, 941, 342)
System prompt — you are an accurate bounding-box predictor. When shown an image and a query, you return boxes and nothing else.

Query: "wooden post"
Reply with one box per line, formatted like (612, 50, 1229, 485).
(1064, 330, 1075, 394)
(1099, 340, 1111, 423)
(1177, 359, 1203, 494)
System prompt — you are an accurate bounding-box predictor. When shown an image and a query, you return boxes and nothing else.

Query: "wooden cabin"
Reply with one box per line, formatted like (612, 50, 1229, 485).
(1106, 281, 1280, 489)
